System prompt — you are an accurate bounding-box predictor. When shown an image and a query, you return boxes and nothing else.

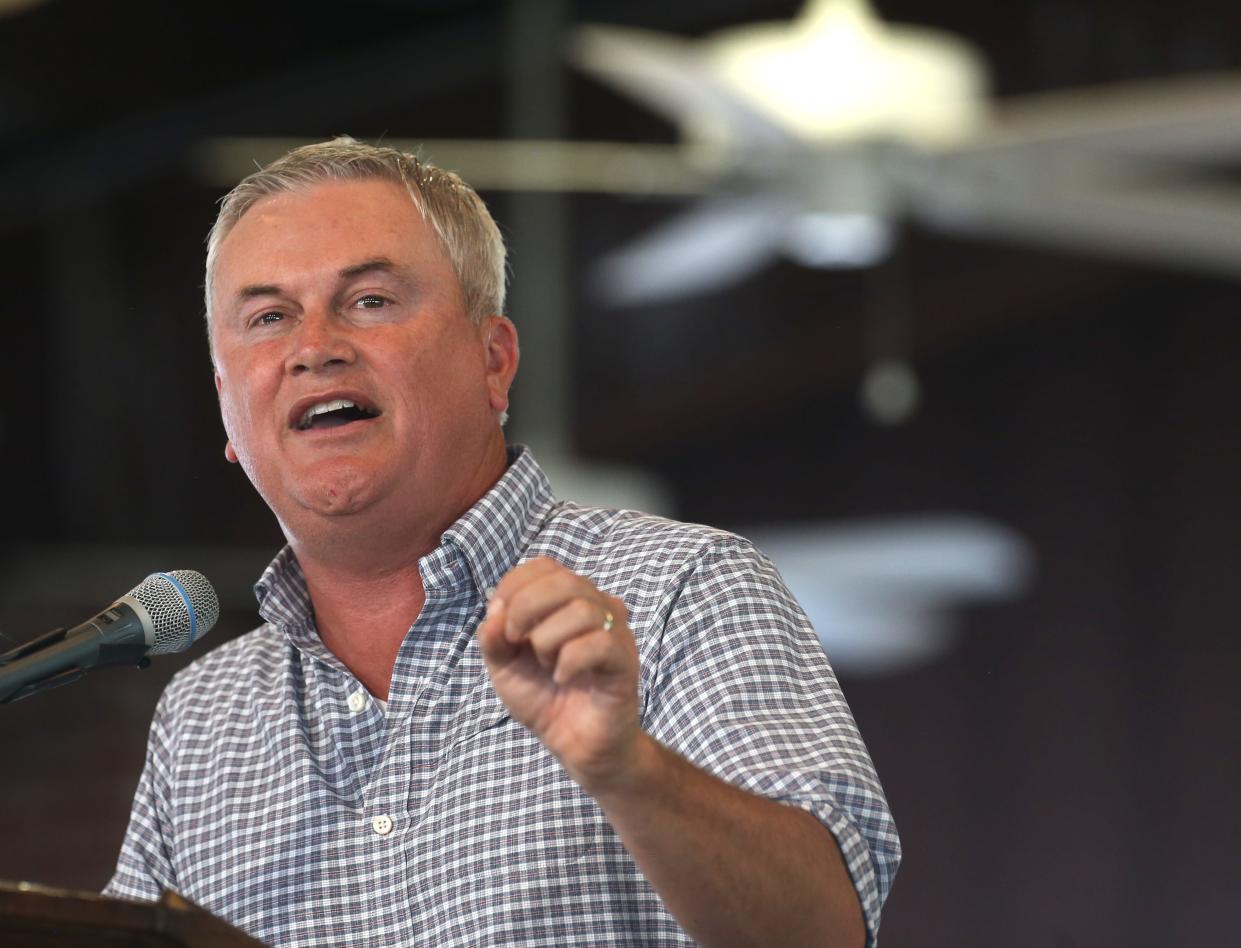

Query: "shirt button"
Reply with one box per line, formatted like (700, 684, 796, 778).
(371, 814, 394, 836)
(347, 691, 367, 713)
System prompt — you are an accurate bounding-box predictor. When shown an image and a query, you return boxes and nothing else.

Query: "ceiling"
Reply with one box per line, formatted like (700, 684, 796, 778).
(2, 0, 1240, 547)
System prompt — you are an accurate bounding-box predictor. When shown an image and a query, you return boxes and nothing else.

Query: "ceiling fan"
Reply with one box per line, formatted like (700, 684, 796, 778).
(205, 0, 1241, 308)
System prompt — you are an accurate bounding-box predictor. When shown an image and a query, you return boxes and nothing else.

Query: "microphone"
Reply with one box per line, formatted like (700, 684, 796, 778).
(0, 570, 220, 704)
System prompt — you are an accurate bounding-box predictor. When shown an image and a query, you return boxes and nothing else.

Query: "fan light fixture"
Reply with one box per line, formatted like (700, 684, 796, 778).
(704, 0, 988, 147)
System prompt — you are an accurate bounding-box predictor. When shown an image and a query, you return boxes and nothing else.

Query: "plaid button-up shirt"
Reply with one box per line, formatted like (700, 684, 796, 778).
(107, 447, 900, 946)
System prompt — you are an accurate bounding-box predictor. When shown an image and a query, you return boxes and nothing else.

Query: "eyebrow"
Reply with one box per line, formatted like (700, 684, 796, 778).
(339, 257, 399, 281)
(235, 282, 283, 303)
(232, 258, 405, 305)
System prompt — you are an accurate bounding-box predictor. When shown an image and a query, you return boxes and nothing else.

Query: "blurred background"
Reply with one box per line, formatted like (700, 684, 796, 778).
(1, 1, 1239, 945)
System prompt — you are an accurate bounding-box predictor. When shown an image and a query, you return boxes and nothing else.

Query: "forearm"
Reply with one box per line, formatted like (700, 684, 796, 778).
(585, 732, 867, 948)
(479, 560, 873, 945)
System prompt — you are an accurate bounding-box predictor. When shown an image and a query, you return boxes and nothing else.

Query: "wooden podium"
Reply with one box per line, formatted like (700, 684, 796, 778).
(0, 881, 266, 947)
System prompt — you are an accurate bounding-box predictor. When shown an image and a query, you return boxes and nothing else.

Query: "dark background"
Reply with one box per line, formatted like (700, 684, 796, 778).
(1, 2, 1239, 946)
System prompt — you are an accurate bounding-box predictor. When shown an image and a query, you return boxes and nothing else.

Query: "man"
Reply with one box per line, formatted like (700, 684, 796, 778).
(107, 138, 899, 946)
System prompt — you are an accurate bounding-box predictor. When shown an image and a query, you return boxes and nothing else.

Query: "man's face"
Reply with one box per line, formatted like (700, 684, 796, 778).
(210, 178, 516, 541)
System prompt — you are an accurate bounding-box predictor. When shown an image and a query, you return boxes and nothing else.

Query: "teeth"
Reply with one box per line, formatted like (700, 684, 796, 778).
(299, 398, 359, 429)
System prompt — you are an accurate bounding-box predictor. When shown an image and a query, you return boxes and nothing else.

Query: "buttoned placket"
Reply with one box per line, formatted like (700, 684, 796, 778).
(356, 552, 484, 853)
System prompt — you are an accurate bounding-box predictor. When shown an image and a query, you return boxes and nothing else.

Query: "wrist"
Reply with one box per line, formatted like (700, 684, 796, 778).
(576, 731, 667, 805)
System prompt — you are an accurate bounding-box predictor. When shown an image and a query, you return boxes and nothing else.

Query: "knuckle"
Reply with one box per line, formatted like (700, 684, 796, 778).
(532, 639, 557, 665)
(570, 597, 598, 625)
(554, 569, 584, 595)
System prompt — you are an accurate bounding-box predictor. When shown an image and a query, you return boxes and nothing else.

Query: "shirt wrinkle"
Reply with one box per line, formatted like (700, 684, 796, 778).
(105, 444, 900, 947)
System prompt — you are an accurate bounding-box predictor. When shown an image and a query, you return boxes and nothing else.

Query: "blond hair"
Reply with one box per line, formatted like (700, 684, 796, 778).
(204, 136, 507, 328)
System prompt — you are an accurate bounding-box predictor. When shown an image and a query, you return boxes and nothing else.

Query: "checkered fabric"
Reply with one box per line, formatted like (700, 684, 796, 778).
(106, 447, 900, 946)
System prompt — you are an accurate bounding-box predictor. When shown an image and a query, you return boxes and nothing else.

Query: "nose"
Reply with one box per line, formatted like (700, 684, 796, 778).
(286, 310, 357, 376)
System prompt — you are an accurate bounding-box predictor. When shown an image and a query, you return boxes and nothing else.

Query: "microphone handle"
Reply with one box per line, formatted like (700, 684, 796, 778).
(0, 607, 151, 705)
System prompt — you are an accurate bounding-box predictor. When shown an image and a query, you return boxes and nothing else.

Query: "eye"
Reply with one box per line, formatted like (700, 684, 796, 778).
(354, 294, 391, 309)
(254, 310, 284, 326)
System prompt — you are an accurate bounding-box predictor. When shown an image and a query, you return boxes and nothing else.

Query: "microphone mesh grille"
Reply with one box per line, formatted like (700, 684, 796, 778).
(129, 570, 221, 654)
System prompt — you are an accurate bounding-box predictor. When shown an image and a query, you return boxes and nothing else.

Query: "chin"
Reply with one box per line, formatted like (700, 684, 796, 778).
(287, 465, 384, 518)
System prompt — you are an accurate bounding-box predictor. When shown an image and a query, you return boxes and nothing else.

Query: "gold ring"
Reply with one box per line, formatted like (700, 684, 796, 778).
(601, 610, 615, 633)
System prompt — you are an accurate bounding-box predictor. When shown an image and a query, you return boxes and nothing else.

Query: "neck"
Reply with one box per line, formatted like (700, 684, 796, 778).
(284, 433, 509, 573)
(297, 555, 426, 701)
(285, 439, 510, 699)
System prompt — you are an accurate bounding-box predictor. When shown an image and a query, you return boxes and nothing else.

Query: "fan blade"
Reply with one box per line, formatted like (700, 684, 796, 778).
(571, 24, 794, 149)
(967, 71, 1241, 163)
(198, 137, 713, 196)
(910, 156, 1241, 280)
(590, 194, 792, 306)
(751, 516, 1032, 600)
(750, 515, 1032, 675)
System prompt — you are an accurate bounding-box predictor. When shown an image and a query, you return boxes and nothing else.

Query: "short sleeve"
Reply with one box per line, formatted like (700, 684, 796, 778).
(641, 539, 901, 945)
(104, 688, 178, 902)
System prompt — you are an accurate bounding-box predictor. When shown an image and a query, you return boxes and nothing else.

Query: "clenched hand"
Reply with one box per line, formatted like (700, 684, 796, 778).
(477, 557, 641, 793)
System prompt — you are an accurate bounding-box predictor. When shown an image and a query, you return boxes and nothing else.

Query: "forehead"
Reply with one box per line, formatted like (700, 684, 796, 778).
(212, 178, 447, 296)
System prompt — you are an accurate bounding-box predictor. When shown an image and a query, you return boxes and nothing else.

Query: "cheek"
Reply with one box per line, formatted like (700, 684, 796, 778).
(217, 371, 266, 452)
(217, 393, 252, 464)
(217, 352, 280, 435)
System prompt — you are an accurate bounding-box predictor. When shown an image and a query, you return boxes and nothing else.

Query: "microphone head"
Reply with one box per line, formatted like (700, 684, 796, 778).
(127, 570, 221, 654)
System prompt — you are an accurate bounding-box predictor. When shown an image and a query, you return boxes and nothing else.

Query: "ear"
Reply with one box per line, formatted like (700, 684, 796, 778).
(215, 371, 241, 464)
(482, 316, 519, 415)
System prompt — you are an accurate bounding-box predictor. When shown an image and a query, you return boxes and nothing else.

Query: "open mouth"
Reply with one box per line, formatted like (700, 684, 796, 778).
(295, 398, 382, 431)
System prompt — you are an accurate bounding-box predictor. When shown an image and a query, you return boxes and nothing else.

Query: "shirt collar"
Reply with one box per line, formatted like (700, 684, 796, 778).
(253, 545, 312, 639)
(253, 444, 556, 634)
(439, 444, 555, 600)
